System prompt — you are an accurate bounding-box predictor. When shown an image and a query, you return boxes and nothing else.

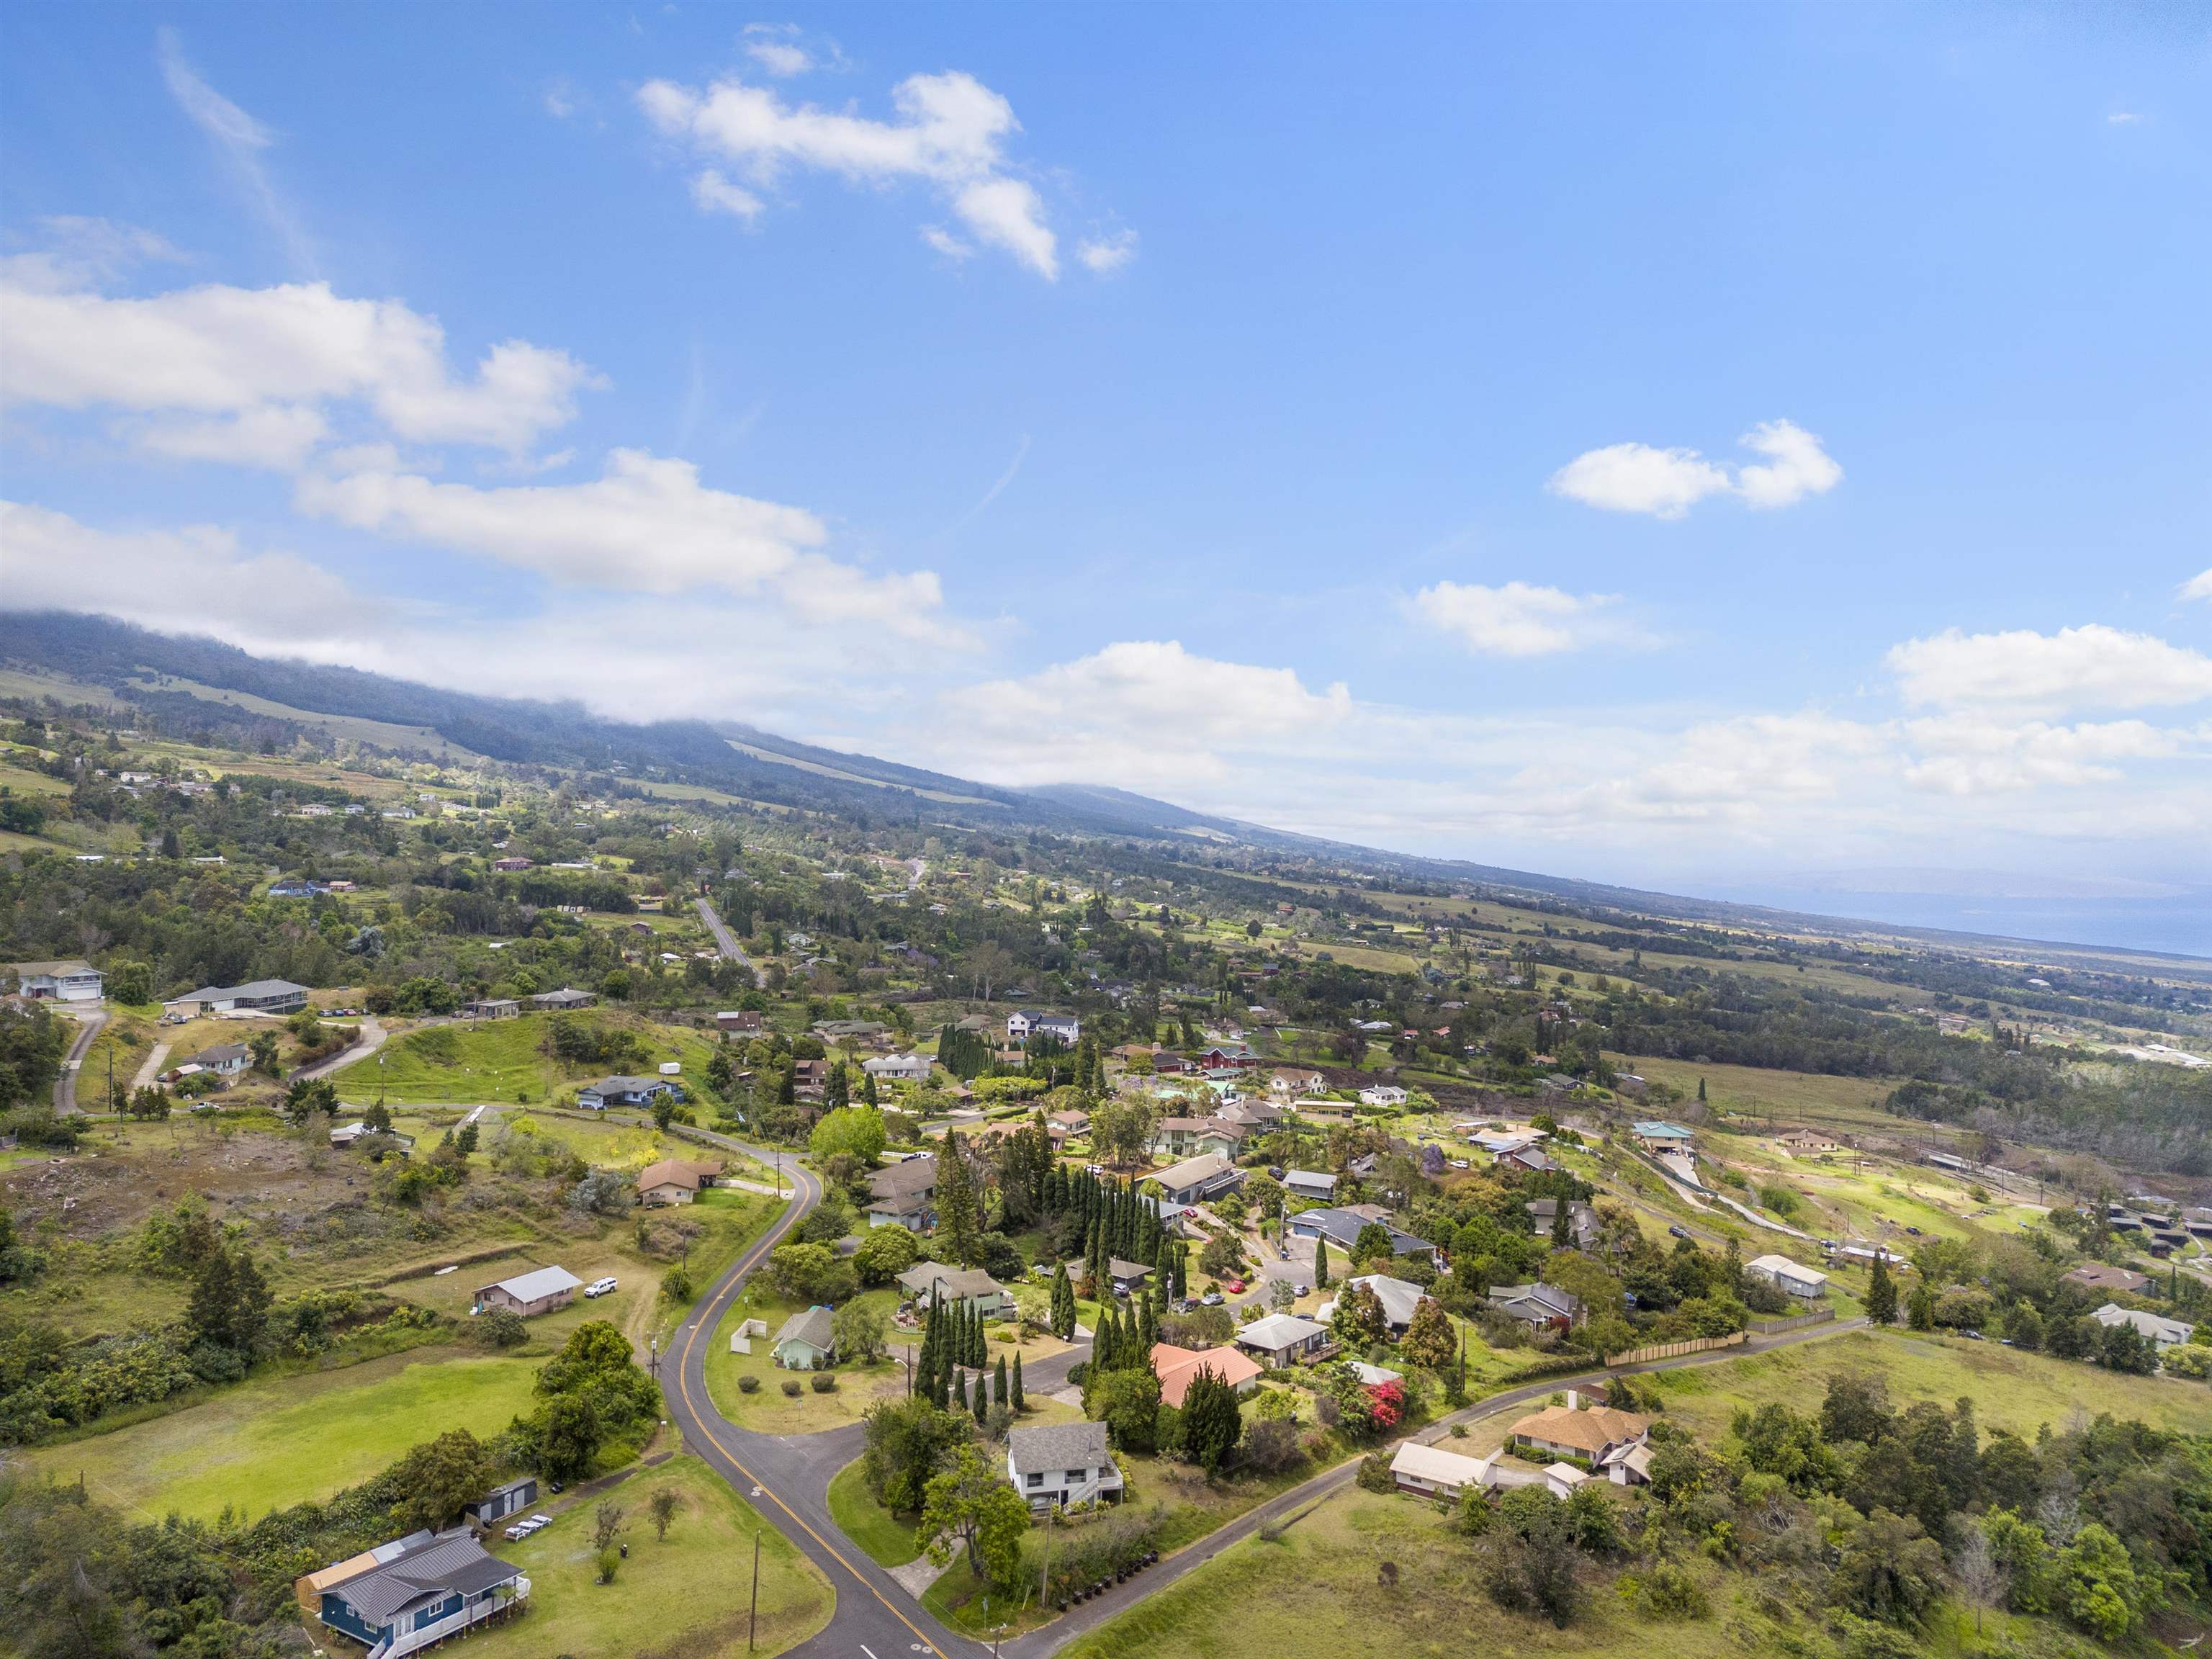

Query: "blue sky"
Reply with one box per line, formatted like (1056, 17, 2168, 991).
(4, 4, 2209, 922)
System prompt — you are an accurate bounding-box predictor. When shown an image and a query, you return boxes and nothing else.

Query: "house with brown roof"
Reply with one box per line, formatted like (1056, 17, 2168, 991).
(866, 1156, 938, 1231)
(1149, 1341, 1263, 1407)
(636, 1158, 725, 1206)
(1147, 1116, 1251, 1159)
(2063, 1262, 2152, 1295)
(1509, 1393, 1649, 1467)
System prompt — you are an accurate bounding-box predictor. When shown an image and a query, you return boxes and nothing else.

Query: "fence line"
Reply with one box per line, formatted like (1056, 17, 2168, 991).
(1750, 1306, 1838, 1336)
(1604, 1330, 1749, 1367)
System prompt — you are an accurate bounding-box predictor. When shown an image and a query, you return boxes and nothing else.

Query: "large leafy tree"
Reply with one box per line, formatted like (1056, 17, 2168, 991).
(919, 1444, 1030, 1589)
(1179, 1366, 1243, 1475)
(1400, 1295, 1457, 1370)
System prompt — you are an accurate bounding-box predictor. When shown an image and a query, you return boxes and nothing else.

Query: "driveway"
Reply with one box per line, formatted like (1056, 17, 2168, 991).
(53, 1007, 107, 1115)
(292, 1015, 390, 1080)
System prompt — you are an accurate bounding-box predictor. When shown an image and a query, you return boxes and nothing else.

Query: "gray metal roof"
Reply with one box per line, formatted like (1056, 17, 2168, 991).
(1007, 1419, 1112, 1476)
(327, 1530, 515, 1625)
(482, 1265, 581, 1303)
(774, 1307, 835, 1351)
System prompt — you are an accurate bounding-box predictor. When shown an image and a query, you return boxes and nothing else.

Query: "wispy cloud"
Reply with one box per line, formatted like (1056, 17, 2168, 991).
(156, 28, 317, 278)
(2180, 567, 2212, 603)
(1077, 229, 1139, 276)
(1411, 580, 1630, 657)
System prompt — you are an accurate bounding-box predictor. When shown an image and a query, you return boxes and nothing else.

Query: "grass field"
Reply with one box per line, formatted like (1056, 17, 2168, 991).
(1612, 1053, 1907, 1135)
(28, 1345, 539, 1523)
(1650, 1327, 2212, 1440)
(706, 1289, 913, 1431)
(475, 1455, 832, 1659)
(359, 1013, 720, 1107)
(827, 1456, 925, 1566)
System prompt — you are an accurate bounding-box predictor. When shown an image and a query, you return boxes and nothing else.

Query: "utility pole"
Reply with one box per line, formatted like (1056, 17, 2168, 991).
(1038, 1501, 1053, 1606)
(747, 1532, 760, 1651)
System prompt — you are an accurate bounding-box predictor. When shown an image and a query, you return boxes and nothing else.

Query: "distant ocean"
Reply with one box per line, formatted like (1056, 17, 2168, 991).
(1707, 888, 2212, 961)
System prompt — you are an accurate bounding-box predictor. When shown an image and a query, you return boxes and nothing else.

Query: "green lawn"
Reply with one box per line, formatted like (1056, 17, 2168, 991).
(827, 1456, 923, 1566)
(356, 1012, 721, 1107)
(474, 1456, 832, 1659)
(706, 1288, 914, 1431)
(28, 1346, 540, 1523)
(1650, 1327, 2212, 1440)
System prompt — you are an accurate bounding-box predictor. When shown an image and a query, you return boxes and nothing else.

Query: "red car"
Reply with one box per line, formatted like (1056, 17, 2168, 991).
(1224, 1278, 1246, 1295)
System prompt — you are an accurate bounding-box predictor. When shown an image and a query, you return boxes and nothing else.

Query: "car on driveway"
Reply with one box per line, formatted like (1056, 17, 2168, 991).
(1224, 1277, 1246, 1294)
(1200, 1291, 1224, 1306)
(585, 1276, 619, 1298)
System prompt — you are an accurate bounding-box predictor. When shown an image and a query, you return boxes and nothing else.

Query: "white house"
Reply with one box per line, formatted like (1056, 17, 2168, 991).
(1007, 1010, 1081, 1047)
(1316, 1274, 1428, 1334)
(1282, 1169, 1339, 1202)
(1389, 1441, 1489, 1500)
(1007, 1420, 1123, 1511)
(1233, 1313, 1330, 1367)
(863, 1053, 932, 1082)
(5, 958, 104, 1002)
(1358, 1085, 1408, 1108)
(163, 979, 309, 1017)
(2093, 1303, 2195, 1351)
(1744, 1254, 1830, 1299)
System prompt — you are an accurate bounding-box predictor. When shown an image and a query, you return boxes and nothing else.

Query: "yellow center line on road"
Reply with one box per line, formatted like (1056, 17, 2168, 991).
(674, 1156, 952, 1659)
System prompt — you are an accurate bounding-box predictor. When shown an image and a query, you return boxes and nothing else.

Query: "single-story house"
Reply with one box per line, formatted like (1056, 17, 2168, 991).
(4, 958, 104, 1002)
(1283, 1169, 1339, 1202)
(177, 1042, 252, 1079)
(577, 1074, 681, 1111)
(462, 999, 520, 1020)
(1233, 1313, 1331, 1367)
(1007, 1010, 1081, 1046)
(2093, 1303, 2195, 1351)
(1285, 1205, 1436, 1264)
(896, 1264, 1016, 1321)
(814, 1019, 890, 1046)
(1488, 1282, 1584, 1331)
(491, 857, 532, 872)
(863, 1053, 932, 1082)
(164, 978, 310, 1017)
(1149, 1151, 1247, 1207)
(530, 987, 596, 1010)
(1358, 1085, 1408, 1108)
(1147, 1117, 1250, 1159)
(462, 1477, 539, 1527)
(1744, 1253, 1830, 1299)
(475, 1266, 581, 1318)
(716, 1009, 764, 1033)
(636, 1157, 724, 1205)
(331, 1121, 416, 1151)
(1318, 1274, 1429, 1334)
(1106, 1257, 1154, 1297)
(1527, 1197, 1599, 1248)
(1149, 1341, 1262, 1407)
(1390, 1440, 1490, 1500)
(1509, 1395, 1650, 1465)
(1497, 1145, 1560, 1175)
(771, 1307, 837, 1370)
(1632, 1120, 1696, 1151)
(1775, 1129, 1840, 1153)
(1047, 1107, 1092, 1137)
(866, 1156, 938, 1231)
(1007, 1419, 1123, 1511)
(2064, 1262, 2151, 1295)
(302, 1528, 527, 1653)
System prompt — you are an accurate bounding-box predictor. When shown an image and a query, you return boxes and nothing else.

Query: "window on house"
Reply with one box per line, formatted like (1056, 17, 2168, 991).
(1026, 1473, 1042, 1487)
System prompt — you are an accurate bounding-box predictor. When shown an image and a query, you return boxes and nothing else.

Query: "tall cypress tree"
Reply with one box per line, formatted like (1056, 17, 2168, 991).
(917, 1300, 938, 1397)
(1313, 1238, 1331, 1289)
(972, 1370, 989, 1425)
(994, 1353, 1008, 1406)
(937, 1132, 981, 1267)
(1011, 1352, 1025, 1412)
(969, 1301, 985, 1367)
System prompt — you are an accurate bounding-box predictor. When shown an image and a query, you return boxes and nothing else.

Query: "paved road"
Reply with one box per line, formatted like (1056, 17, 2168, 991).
(662, 1132, 1871, 1659)
(294, 1015, 390, 1081)
(694, 896, 756, 983)
(53, 1007, 107, 1115)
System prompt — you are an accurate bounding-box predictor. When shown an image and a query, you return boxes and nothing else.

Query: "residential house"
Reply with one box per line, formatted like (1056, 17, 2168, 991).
(1267, 1069, 1326, 1100)
(1358, 1085, 1408, 1108)
(896, 1264, 1016, 1321)
(462, 998, 520, 1020)
(636, 1158, 724, 1206)
(1149, 1341, 1262, 1407)
(1631, 1120, 1696, 1151)
(1215, 1097, 1283, 1130)
(1743, 1254, 1830, 1299)
(1233, 1313, 1331, 1367)
(1775, 1129, 1841, 1153)
(491, 857, 532, 871)
(1509, 1394, 1650, 1467)
(462, 1478, 539, 1528)
(2064, 1262, 2151, 1295)
(529, 987, 596, 1010)
(1007, 1420, 1123, 1511)
(302, 1528, 527, 1656)
(331, 1121, 416, 1151)
(791, 1058, 832, 1097)
(1147, 1116, 1250, 1160)
(866, 1157, 938, 1231)
(1192, 1042, 1262, 1069)
(474, 1266, 581, 1318)
(1148, 1151, 1246, 1206)
(1046, 1107, 1091, 1138)
(1497, 1145, 1560, 1175)
(5, 958, 104, 1001)
(2093, 1303, 2195, 1351)
(1285, 1205, 1437, 1264)
(175, 1042, 252, 1081)
(1105, 1258, 1154, 1298)
(1389, 1441, 1491, 1500)
(1527, 1197, 1599, 1249)
(771, 1307, 837, 1370)
(1007, 1010, 1081, 1047)
(577, 1075, 681, 1112)
(716, 1010, 764, 1034)
(862, 1053, 932, 1083)
(814, 1019, 890, 1046)
(1487, 1282, 1584, 1331)
(163, 978, 310, 1017)
(1282, 1169, 1339, 1202)
(1317, 1274, 1429, 1334)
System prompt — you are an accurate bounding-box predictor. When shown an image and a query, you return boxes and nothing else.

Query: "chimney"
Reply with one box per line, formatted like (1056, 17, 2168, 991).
(1565, 1388, 1579, 1411)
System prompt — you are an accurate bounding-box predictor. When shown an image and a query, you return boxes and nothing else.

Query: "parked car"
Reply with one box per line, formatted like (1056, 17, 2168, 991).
(1292, 1282, 1310, 1297)
(528, 1514, 552, 1526)
(1224, 1277, 1246, 1294)
(503, 1523, 530, 1539)
(1200, 1291, 1224, 1306)
(1668, 1225, 1690, 1239)
(585, 1276, 619, 1298)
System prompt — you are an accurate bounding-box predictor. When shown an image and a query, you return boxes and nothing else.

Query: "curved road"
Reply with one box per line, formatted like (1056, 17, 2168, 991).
(53, 1007, 107, 1115)
(663, 1135, 1872, 1659)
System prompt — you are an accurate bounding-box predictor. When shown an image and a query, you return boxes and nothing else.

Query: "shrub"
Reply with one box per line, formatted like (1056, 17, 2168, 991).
(781, 1378, 802, 1396)
(595, 1545, 621, 1584)
(476, 1308, 529, 1349)
(1354, 1452, 1395, 1493)
(737, 1374, 762, 1393)
(810, 1372, 837, 1393)
(1624, 1560, 1710, 1620)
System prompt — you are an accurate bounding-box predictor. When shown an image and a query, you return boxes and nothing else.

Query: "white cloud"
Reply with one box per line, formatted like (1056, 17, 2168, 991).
(1411, 580, 1622, 657)
(129, 405, 331, 470)
(1899, 714, 2193, 795)
(1077, 229, 1138, 276)
(743, 26, 813, 78)
(0, 265, 595, 459)
(692, 169, 764, 221)
(2181, 568, 2212, 603)
(10, 217, 185, 290)
(1549, 419, 1842, 517)
(2108, 111, 2140, 125)
(638, 68, 1073, 276)
(543, 78, 580, 120)
(157, 28, 316, 278)
(920, 226, 973, 261)
(1887, 624, 2212, 714)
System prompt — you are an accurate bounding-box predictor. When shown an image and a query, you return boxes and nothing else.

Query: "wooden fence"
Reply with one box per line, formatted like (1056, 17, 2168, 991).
(1604, 1330, 1748, 1367)
(1750, 1306, 1838, 1336)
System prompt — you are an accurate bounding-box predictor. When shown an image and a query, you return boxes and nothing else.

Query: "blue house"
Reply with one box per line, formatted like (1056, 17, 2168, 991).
(303, 1528, 527, 1657)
